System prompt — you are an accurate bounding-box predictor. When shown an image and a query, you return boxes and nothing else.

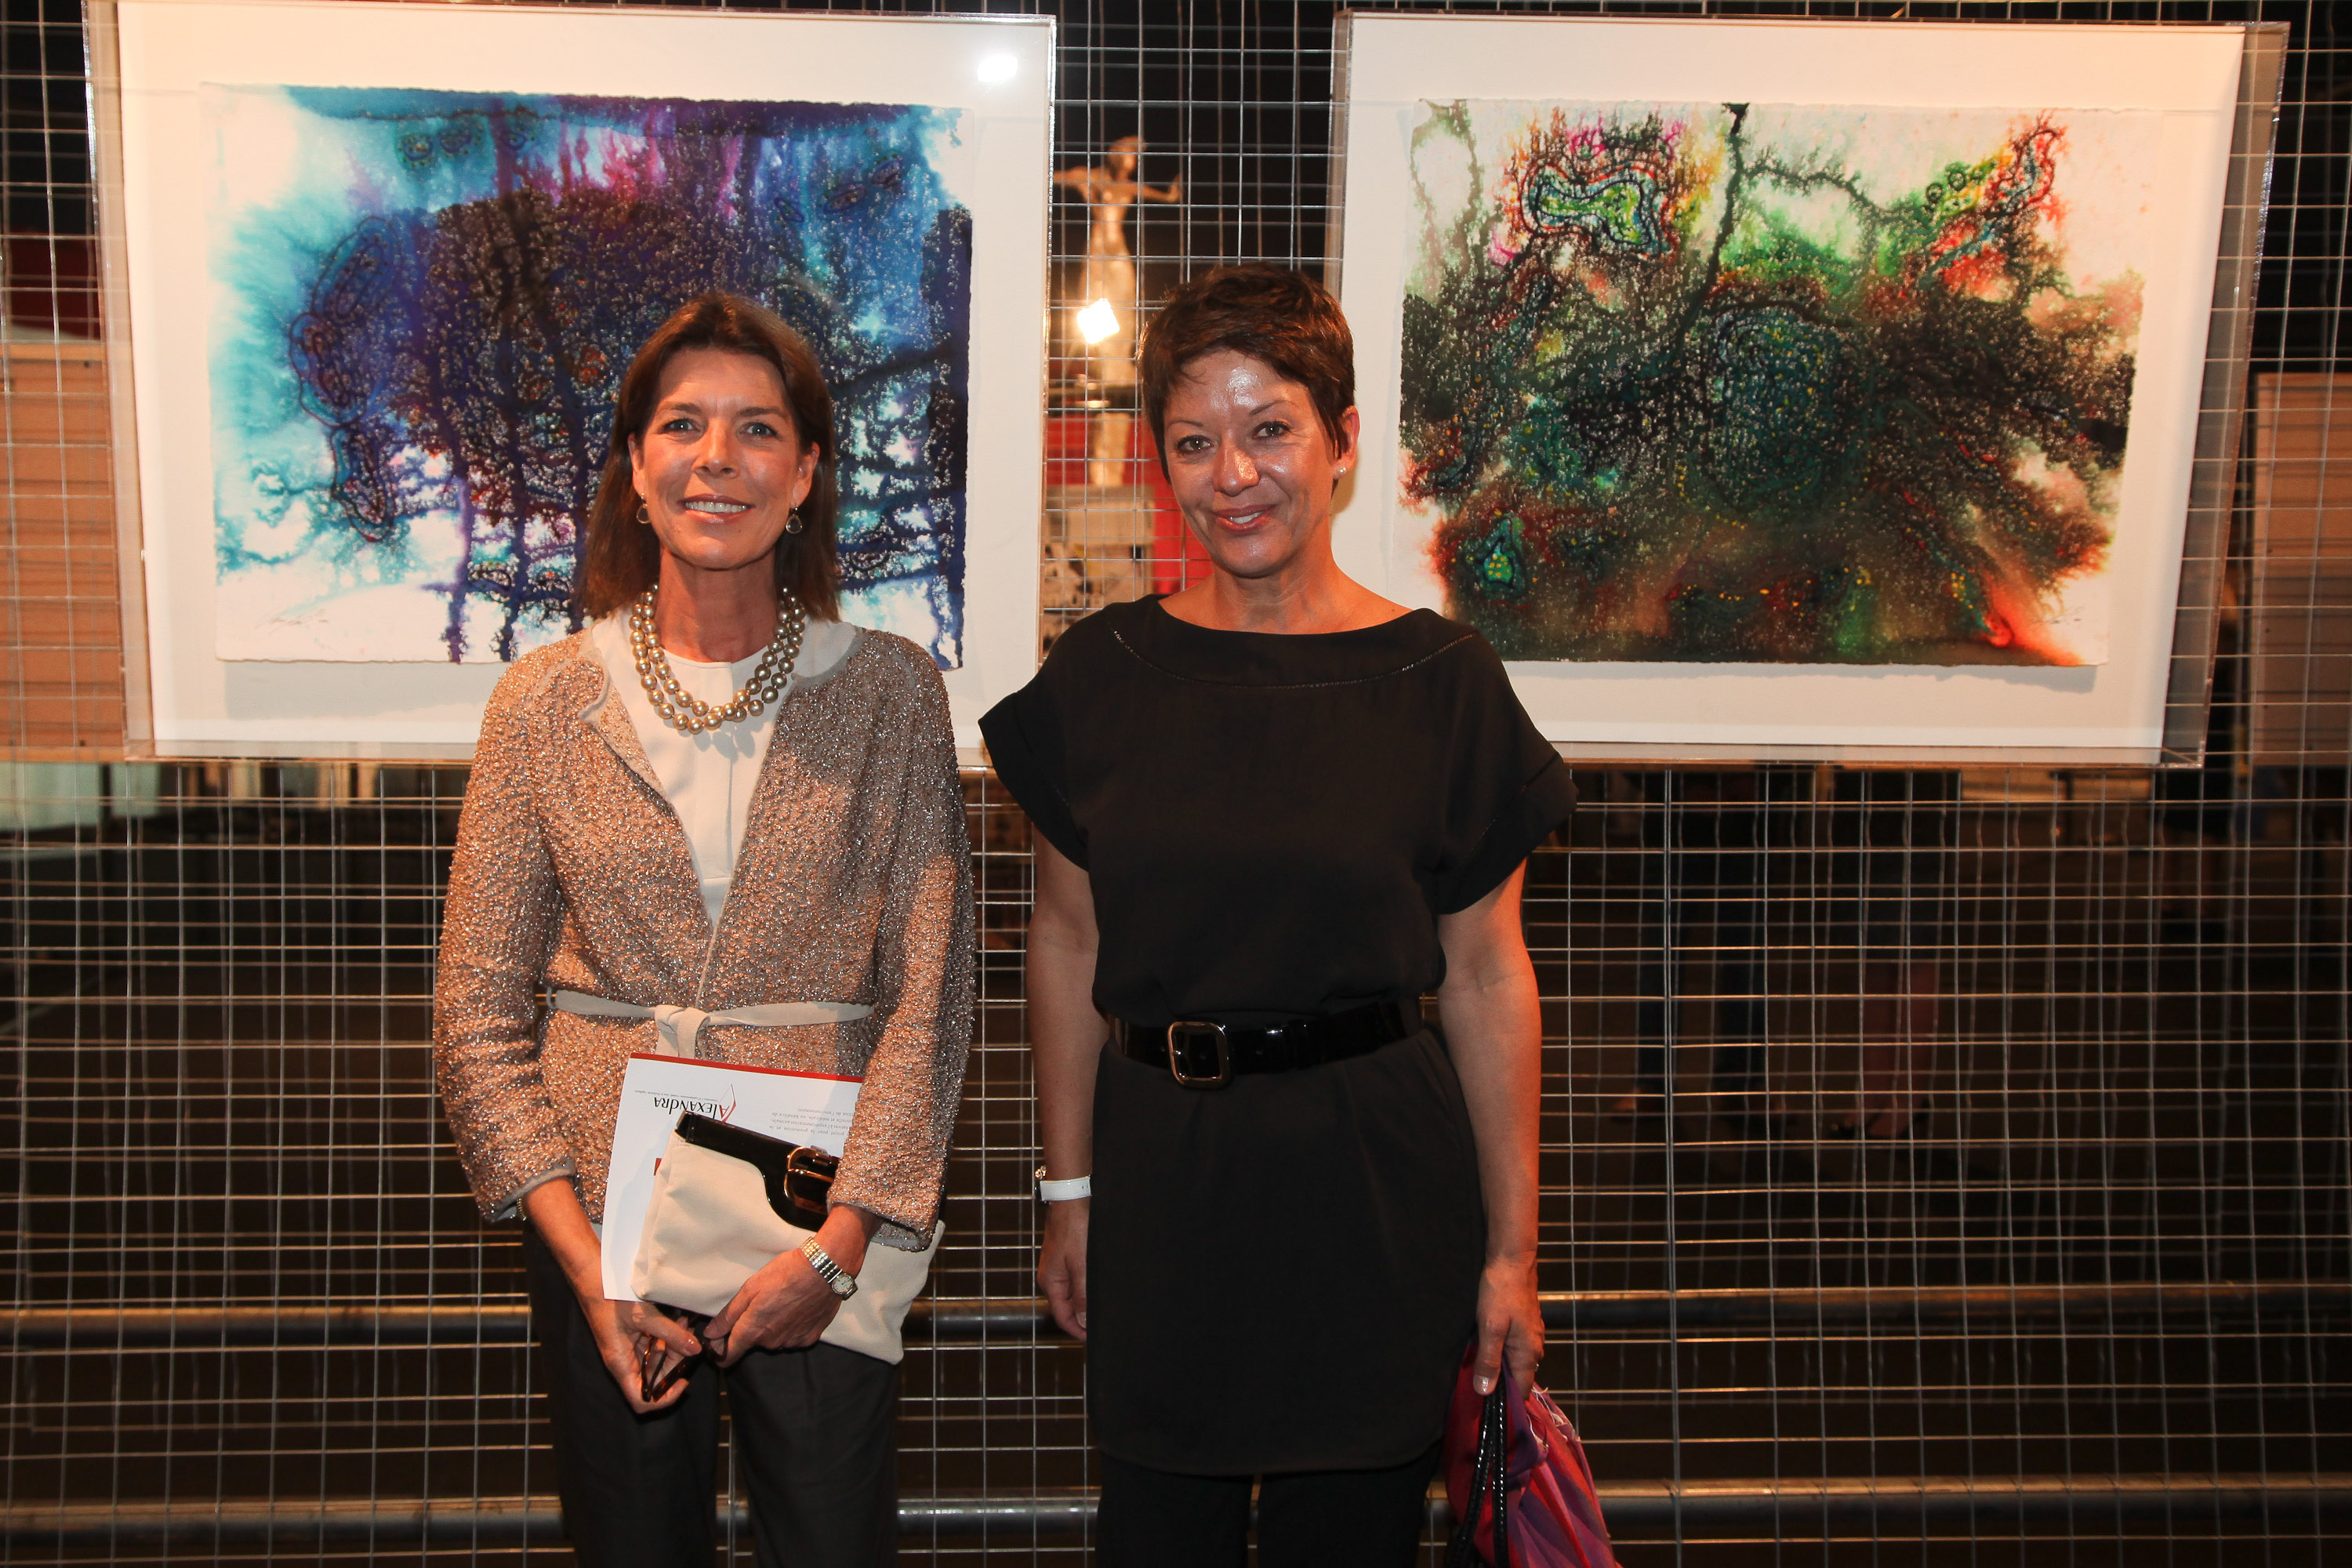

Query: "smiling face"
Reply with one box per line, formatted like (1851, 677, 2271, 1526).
(1160, 348, 1359, 583)
(627, 347, 818, 583)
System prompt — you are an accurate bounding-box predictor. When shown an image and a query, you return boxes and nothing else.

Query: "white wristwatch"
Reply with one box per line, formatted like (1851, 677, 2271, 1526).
(800, 1238, 859, 1299)
(1036, 1165, 1092, 1202)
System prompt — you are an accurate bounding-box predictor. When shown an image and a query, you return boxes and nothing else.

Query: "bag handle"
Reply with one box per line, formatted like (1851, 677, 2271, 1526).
(1489, 1384, 1512, 1567)
(1446, 1381, 1513, 1567)
(673, 1112, 836, 1221)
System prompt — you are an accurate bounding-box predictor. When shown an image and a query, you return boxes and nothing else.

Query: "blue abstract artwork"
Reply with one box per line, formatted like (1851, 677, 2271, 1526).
(205, 85, 973, 665)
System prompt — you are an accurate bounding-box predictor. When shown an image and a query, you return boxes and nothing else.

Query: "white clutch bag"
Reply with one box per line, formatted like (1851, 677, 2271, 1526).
(630, 1120, 942, 1366)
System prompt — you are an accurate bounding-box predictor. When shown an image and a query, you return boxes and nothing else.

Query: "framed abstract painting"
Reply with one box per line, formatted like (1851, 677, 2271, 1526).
(1332, 14, 2283, 763)
(93, 0, 1051, 755)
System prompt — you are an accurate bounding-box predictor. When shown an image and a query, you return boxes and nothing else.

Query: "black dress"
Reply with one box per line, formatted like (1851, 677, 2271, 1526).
(980, 597, 1576, 1475)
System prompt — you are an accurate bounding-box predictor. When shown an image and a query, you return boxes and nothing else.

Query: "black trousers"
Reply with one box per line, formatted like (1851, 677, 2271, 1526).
(524, 1228, 899, 1568)
(1094, 1444, 1440, 1568)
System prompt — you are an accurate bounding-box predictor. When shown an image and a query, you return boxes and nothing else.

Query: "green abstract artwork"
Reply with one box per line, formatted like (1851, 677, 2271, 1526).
(1399, 100, 2163, 666)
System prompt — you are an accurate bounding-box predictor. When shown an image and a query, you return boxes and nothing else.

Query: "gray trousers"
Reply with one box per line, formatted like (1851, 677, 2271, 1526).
(524, 1228, 900, 1568)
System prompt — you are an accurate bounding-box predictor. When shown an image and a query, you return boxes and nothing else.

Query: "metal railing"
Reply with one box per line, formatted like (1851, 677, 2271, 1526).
(10, 1474, 2350, 1547)
(9, 1279, 2348, 1347)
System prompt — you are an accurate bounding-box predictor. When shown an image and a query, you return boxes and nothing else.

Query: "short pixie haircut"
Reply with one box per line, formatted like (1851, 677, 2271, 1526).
(1138, 266, 1356, 462)
(577, 292, 839, 620)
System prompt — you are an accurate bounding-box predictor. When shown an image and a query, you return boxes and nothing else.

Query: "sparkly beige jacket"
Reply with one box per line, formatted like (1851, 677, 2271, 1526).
(433, 627, 975, 1251)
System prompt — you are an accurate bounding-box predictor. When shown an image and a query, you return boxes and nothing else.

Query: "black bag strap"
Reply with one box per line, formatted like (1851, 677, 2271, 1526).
(1446, 1384, 1512, 1568)
(1488, 1385, 1512, 1567)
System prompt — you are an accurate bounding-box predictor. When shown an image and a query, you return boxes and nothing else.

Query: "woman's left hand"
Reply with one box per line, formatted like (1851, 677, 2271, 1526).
(1439, 867, 1547, 1399)
(704, 1205, 884, 1367)
(1473, 1251, 1544, 1398)
(704, 1247, 844, 1363)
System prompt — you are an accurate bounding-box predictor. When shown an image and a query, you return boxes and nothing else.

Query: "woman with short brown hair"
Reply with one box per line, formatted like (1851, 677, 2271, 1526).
(437, 291, 973, 1567)
(983, 266, 1573, 1565)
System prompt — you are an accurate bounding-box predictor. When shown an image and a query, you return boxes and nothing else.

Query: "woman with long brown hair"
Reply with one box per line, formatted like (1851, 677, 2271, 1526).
(435, 292, 973, 1566)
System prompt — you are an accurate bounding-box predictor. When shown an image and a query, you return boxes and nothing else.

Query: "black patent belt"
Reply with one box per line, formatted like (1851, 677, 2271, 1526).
(1112, 1000, 1418, 1089)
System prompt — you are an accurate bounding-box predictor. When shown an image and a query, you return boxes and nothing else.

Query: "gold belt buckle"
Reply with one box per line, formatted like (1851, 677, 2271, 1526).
(1165, 1020, 1231, 1089)
(781, 1145, 838, 1217)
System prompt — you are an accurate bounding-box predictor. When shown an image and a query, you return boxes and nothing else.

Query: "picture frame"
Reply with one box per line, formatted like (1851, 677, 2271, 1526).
(1330, 13, 2284, 764)
(91, 0, 1052, 758)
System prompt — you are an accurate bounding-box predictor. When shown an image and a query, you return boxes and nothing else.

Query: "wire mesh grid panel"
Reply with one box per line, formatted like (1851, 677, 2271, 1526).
(2, 0, 2349, 1564)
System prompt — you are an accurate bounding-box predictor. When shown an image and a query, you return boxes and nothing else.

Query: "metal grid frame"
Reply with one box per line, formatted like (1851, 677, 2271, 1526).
(3, 1, 2350, 1563)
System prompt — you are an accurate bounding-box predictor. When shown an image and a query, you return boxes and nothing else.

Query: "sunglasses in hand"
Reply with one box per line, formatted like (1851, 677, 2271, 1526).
(637, 1306, 713, 1403)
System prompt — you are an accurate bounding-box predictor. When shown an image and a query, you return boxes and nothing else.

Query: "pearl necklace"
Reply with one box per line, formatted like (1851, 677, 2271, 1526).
(628, 586, 805, 735)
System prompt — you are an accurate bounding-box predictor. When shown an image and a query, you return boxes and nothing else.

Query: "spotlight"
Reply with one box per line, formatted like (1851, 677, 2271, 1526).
(1075, 298, 1121, 345)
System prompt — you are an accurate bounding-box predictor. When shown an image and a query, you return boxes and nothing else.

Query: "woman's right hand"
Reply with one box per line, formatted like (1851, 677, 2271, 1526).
(1029, 840, 1103, 1345)
(521, 1178, 701, 1413)
(588, 1295, 702, 1414)
(1040, 1197, 1090, 1340)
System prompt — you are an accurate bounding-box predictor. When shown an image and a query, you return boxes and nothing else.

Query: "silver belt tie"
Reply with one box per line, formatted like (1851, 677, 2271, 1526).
(550, 989, 873, 1059)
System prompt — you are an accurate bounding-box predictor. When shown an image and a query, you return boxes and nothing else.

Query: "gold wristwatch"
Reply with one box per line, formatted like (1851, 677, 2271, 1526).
(800, 1237, 858, 1299)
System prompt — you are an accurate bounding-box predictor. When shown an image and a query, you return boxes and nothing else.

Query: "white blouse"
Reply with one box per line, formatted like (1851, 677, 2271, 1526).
(589, 611, 861, 927)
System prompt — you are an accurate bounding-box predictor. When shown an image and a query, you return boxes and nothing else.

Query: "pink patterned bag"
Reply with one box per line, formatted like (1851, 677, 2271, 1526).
(1442, 1346, 1622, 1568)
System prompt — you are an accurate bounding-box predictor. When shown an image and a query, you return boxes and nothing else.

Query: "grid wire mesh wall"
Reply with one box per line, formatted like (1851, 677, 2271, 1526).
(3, 1, 2350, 1563)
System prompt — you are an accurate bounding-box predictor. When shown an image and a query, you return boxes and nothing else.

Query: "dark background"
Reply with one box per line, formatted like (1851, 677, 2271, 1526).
(1, 2, 2347, 1563)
